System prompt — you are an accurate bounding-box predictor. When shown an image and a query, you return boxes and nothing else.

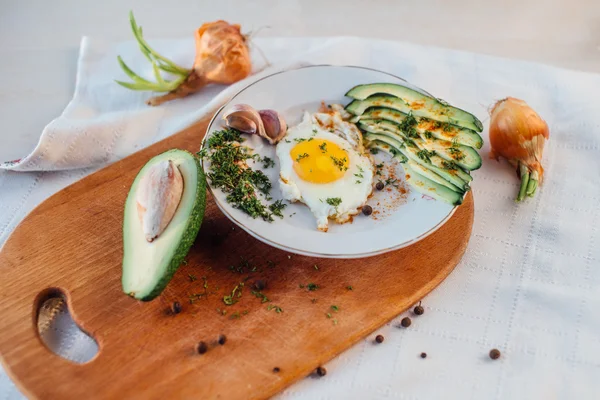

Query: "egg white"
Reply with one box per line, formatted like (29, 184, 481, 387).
(276, 112, 374, 231)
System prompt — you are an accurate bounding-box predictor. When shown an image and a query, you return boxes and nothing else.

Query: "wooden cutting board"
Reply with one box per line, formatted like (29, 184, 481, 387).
(0, 114, 474, 400)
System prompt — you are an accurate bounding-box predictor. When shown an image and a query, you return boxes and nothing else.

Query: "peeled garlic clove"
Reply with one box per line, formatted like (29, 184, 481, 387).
(136, 160, 184, 242)
(224, 104, 266, 136)
(258, 109, 287, 144)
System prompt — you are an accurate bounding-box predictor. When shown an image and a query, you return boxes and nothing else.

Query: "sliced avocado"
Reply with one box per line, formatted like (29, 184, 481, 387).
(345, 83, 483, 132)
(122, 149, 206, 301)
(359, 120, 482, 171)
(358, 107, 483, 149)
(403, 164, 464, 206)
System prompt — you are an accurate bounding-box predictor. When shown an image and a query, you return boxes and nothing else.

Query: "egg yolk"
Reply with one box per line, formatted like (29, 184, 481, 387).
(290, 139, 349, 183)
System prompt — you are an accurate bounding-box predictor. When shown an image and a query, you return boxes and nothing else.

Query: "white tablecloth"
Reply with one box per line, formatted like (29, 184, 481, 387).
(1, 36, 600, 399)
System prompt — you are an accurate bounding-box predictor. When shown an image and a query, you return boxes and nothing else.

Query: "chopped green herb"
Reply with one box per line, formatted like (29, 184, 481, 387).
(229, 311, 241, 320)
(326, 198, 342, 207)
(312, 128, 318, 134)
(296, 153, 309, 162)
(294, 138, 306, 143)
(267, 304, 283, 313)
(375, 163, 384, 176)
(333, 318, 338, 325)
(269, 200, 287, 218)
(307, 283, 319, 291)
(262, 156, 275, 168)
(319, 142, 328, 153)
(441, 160, 458, 171)
(385, 178, 399, 188)
(424, 131, 434, 139)
(205, 129, 282, 221)
(370, 148, 379, 155)
(307, 137, 314, 142)
(285, 139, 291, 143)
(251, 290, 270, 303)
(188, 274, 197, 282)
(330, 155, 348, 171)
(330, 305, 339, 312)
(416, 149, 436, 163)
(223, 282, 244, 305)
(326, 313, 332, 319)
(443, 123, 454, 132)
(447, 147, 465, 161)
(346, 285, 353, 291)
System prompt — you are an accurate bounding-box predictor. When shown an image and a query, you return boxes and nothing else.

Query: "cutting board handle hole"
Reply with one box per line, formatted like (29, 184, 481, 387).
(35, 288, 98, 364)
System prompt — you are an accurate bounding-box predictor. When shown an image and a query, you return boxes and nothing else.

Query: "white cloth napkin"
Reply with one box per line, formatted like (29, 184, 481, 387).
(1, 36, 600, 400)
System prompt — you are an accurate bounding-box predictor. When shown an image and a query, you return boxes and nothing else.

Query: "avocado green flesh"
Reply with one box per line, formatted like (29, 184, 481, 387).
(359, 120, 481, 171)
(345, 83, 483, 132)
(403, 164, 463, 206)
(358, 107, 483, 149)
(122, 149, 206, 301)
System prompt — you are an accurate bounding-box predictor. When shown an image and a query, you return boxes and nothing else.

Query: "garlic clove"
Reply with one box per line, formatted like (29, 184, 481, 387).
(223, 104, 266, 136)
(136, 160, 184, 242)
(258, 109, 287, 144)
(225, 114, 257, 135)
(223, 104, 287, 145)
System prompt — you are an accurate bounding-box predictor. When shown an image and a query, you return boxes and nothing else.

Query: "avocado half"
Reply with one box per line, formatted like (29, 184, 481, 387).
(122, 149, 206, 301)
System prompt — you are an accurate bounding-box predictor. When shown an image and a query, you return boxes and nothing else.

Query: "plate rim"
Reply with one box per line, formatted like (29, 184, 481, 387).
(200, 64, 459, 259)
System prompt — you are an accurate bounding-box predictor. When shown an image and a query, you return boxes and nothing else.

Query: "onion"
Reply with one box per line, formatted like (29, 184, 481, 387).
(489, 97, 549, 201)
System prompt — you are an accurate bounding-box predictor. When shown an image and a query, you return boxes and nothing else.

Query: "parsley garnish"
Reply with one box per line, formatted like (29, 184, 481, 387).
(319, 142, 328, 153)
(223, 282, 244, 305)
(269, 200, 287, 218)
(385, 178, 399, 188)
(204, 128, 282, 221)
(267, 304, 283, 313)
(307, 283, 319, 291)
(447, 147, 465, 161)
(442, 160, 458, 171)
(330, 155, 348, 171)
(326, 198, 342, 207)
(251, 291, 270, 303)
(294, 138, 306, 143)
(331, 305, 339, 312)
(346, 285, 353, 291)
(375, 163, 384, 176)
(295, 153, 309, 162)
(188, 274, 197, 282)
(424, 131, 434, 139)
(262, 156, 275, 168)
(416, 149, 436, 163)
(370, 148, 379, 155)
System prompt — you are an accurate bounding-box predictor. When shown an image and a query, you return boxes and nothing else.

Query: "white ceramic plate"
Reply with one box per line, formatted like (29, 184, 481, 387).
(202, 65, 458, 258)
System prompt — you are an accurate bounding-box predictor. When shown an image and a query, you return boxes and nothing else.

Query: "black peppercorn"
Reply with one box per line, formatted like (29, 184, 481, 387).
(273, 367, 280, 373)
(362, 205, 373, 216)
(376, 181, 385, 191)
(218, 334, 227, 345)
(171, 301, 182, 314)
(253, 279, 266, 291)
(414, 303, 424, 316)
(196, 341, 208, 354)
(400, 317, 411, 327)
(420, 352, 427, 359)
(489, 349, 501, 360)
(316, 366, 327, 377)
(375, 334, 384, 343)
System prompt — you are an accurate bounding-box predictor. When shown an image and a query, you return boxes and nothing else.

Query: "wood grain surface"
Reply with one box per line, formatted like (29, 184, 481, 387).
(0, 115, 474, 400)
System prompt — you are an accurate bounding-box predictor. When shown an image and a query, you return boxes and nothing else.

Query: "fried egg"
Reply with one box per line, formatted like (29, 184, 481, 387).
(276, 110, 374, 231)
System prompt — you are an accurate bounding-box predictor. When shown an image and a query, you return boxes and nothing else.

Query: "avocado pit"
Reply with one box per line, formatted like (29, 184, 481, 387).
(136, 159, 184, 242)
